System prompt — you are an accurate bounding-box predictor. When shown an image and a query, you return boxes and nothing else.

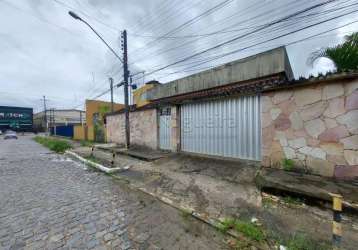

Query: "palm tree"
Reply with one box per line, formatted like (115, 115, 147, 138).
(308, 32, 358, 71)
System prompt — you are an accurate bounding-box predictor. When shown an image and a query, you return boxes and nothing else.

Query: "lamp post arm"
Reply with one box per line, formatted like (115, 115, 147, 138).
(79, 18, 123, 63)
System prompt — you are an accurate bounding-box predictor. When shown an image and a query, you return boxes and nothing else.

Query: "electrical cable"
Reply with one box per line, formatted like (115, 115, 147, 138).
(134, 0, 353, 67)
(132, 0, 345, 80)
(130, 0, 236, 56)
(154, 18, 358, 81)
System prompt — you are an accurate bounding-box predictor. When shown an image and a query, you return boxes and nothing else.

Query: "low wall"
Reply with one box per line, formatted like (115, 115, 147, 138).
(261, 79, 358, 179)
(106, 109, 158, 149)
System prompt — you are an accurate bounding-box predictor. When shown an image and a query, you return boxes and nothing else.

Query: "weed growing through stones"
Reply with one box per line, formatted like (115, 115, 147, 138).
(180, 209, 192, 220)
(217, 218, 265, 242)
(282, 158, 294, 171)
(282, 196, 303, 206)
(283, 233, 330, 250)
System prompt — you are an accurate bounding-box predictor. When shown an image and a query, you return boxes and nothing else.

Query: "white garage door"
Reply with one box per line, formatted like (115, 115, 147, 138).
(159, 107, 171, 150)
(180, 96, 261, 160)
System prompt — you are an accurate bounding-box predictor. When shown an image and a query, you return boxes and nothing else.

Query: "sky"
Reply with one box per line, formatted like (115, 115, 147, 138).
(0, 0, 357, 112)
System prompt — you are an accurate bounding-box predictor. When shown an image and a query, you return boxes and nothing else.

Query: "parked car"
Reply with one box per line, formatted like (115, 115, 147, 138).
(0, 130, 2, 135)
(4, 130, 18, 140)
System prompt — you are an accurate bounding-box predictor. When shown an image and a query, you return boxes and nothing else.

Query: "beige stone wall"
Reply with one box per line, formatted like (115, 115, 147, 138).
(106, 109, 158, 149)
(262, 79, 358, 179)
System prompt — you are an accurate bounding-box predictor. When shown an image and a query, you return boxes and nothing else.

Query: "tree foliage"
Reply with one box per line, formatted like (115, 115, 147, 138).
(308, 32, 358, 71)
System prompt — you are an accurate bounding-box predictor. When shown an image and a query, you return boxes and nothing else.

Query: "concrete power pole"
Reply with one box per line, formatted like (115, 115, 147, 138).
(43, 96, 48, 134)
(122, 30, 130, 148)
(109, 77, 114, 113)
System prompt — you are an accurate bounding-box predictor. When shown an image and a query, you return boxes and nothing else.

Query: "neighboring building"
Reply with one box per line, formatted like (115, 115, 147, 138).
(0, 106, 33, 132)
(106, 46, 358, 180)
(73, 100, 124, 142)
(33, 109, 85, 132)
(133, 80, 161, 108)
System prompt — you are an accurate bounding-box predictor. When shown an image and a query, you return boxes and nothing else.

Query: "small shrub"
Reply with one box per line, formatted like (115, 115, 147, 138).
(34, 136, 72, 153)
(282, 158, 294, 171)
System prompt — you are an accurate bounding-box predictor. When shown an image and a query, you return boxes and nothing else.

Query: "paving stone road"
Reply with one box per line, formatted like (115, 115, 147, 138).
(0, 136, 228, 250)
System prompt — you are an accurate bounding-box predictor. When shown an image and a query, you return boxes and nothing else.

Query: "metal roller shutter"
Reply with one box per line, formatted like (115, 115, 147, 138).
(180, 95, 261, 160)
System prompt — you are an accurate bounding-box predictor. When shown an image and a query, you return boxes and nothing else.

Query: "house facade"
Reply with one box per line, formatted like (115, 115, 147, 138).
(106, 47, 358, 179)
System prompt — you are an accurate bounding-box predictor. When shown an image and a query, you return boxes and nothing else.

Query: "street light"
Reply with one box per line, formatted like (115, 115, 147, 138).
(68, 11, 123, 63)
(68, 11, 81, 20)
(68, 11, 130, 147)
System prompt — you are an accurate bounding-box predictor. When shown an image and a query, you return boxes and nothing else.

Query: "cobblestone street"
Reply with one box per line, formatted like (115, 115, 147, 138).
(0, 136, 228, 250)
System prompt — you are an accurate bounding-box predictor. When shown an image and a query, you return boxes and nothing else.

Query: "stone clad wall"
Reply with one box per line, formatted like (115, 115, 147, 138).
(106, 109, 158, 149)
(261, 79, 358, 179)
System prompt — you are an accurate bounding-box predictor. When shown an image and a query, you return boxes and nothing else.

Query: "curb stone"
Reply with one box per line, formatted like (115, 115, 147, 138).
(65, 150, 130, 174)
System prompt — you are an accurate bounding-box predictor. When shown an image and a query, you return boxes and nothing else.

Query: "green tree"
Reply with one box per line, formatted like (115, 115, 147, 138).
(94, 105, 110, 142)
(308, 32, 358, 71)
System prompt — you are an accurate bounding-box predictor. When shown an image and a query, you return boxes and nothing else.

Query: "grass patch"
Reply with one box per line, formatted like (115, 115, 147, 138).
(282, 158, 294, 171)
(217, 218, 265, 242)
(80, 140, 93, 147)
(234, 220, 265, 242)
(34, 136, 72, 153)
(217, 218, 236, 233)
(284, 233, 329, 250)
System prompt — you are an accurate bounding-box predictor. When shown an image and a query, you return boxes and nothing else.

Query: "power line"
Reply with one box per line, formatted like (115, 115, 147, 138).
(133, 0, 354, 66)
(130, 0, 235, 56)
(130, 0, 201, 34)
(129, 0, 304, 63)
(133, 0, 343, 80)
(155, 2, 357, 71)
(133, 0, 353, 67)
(1, 0, 80, 37)
(129, 1, 358, 40)
(71, 77, 124, 110)
(52, 0, 121, 34)
(180, 9, 358, 71)
(155, 18, 358, 81)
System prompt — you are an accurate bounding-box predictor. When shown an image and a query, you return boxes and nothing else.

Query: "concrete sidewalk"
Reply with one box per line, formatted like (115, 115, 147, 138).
(70, 146, 358, 249)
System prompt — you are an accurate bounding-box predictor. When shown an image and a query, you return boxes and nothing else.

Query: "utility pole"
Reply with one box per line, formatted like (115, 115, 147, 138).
(109, 77, 114, 113)
(129, 76, 133, 105)
(43, 96, 48, 134)
(122, 30, 130, 148)
(67, 11, 130, 147)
